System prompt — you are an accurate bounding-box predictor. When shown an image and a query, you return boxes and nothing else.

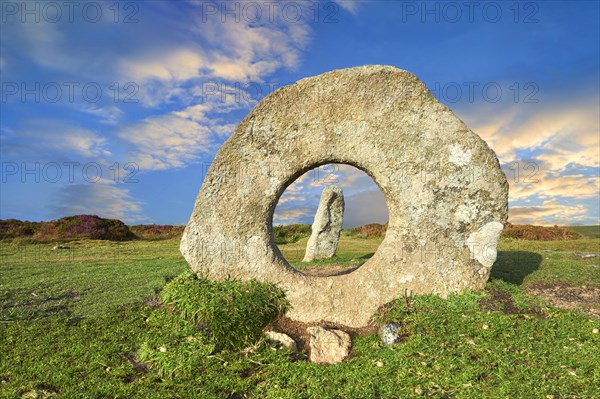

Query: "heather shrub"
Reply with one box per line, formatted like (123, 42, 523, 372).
(0, 219, 37, 240)
(345, 223, 388, 238)
(0, 215, 135, 241)
(502, 223, 582, 240)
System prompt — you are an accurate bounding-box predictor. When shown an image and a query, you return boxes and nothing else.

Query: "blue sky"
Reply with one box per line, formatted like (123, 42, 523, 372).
(1, 0, 598, 226)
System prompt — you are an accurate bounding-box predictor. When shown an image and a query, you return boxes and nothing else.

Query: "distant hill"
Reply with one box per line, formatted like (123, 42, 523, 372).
(2, 216, 595, 242)
(0, 215, 135, 241)
(341, 222, 589, 241)
(342, 222, 589, 241)
(345, 223, 388, 238)
(0, 216, 184, 242)
(502, 223, 582, 240)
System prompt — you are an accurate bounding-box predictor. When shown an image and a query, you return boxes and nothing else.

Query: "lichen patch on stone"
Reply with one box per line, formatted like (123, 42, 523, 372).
(448, 143, 473, 166)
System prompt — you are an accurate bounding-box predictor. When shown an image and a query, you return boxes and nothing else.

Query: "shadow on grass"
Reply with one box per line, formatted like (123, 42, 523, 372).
(490, 251, 543, 285)
(0, 289, 83, 321)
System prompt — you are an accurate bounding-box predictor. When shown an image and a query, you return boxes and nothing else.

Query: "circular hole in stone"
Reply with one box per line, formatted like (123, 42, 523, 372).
(272, 163, 389, 277)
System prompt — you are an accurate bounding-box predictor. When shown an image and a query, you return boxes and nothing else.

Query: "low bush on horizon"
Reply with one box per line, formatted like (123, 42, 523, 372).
(273, 223, 311, 244)
(344, 223, 388, 238)
(343, 222, 590, 241)
(2, 215, 595, 244)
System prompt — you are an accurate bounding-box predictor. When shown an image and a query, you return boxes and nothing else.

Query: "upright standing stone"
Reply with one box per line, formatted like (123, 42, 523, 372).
(303, 185, 345, 262)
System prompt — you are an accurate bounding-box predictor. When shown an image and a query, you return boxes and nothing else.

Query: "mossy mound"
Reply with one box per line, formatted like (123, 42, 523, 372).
(159, 272, 289, 350)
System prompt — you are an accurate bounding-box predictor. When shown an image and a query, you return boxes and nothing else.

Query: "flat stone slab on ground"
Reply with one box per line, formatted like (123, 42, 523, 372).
(574, 252, 599, 259)
(307, 326, 351, 364)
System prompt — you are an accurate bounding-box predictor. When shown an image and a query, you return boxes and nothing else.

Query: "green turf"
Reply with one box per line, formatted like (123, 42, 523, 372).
(1, 237, 599, 398)
(0, 239, 187, 320)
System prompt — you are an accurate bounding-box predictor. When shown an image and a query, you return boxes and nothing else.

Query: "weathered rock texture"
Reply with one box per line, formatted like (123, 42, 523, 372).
(181, 65, 509, 328)
(379, 324, 402, 346)
(307, 326, 352, 364)
(303, 185, 345, 262)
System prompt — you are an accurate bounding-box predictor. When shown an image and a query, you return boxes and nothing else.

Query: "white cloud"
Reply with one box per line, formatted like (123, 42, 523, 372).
(277, 194, 307, 205)
(61, 132, 110, 158)
(1, 121, 109, 160)
(334, 0, 360, 14)
(508, 200, 596, 226)
(78, 105, 124, 126)
(506, 165, 599, 202)
(468, 97, 599, 170)
(303, 164, 373, 190)
(116, 3, 313, 107)
(462, 96, 599, 225)
(119, 48, 207, 83)
(112, 2, 315, 170)
(210, 122, 238, 138)
(273, 206, 313, 225)
(171, 104, 212, 121)
(118, 108, 216, 171)
(53, 179, 147, 224)
(10, 19, 70, 72)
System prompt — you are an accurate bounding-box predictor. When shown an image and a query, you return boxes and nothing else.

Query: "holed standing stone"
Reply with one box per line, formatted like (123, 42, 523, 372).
(180, 65, 508, 328)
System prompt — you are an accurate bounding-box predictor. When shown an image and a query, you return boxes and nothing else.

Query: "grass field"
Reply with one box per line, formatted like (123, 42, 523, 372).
(1, 236, 599, 398)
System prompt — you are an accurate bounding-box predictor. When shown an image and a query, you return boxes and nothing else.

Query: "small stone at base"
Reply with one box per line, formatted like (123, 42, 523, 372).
(307, 326, 351, 364)
(379, 323, 401, 346)
(264, 331, 298, 353)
